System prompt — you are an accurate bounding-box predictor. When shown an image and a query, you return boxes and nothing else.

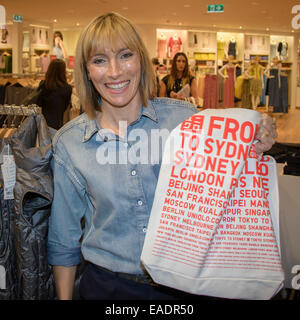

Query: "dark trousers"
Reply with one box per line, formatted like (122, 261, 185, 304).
(79, 263, 210, 300)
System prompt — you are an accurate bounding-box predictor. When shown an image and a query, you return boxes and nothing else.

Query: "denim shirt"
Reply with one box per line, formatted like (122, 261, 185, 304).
(47, 98, 198, 274)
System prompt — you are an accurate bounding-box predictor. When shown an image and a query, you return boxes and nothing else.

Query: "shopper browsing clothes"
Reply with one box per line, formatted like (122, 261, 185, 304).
(38, 59, 72, 130)
(159, 51, 198, 101)
(47, 12, 277, 300)
(53, 31, 68, 60)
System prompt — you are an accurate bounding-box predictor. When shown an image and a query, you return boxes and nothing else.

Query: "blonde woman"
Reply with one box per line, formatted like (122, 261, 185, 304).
(48, 12, 277, 300)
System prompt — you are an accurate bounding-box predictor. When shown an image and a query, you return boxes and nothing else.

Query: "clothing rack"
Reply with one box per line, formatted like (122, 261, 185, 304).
(0, 104, 42, 138)
(0, 104, 41, 116)
(0, 72, 46, 79)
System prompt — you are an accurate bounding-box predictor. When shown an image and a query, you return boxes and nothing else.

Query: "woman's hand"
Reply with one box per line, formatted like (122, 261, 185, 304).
(254, 113, 277, 154)
(55, 36, 61, 46)
(170, 91, 185, 100)
(170, 91, 177, 99)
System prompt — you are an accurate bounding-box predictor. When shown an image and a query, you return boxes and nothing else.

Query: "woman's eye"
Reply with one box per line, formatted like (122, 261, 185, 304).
(121, 52, 133, 59)
(93, 58, 106, 64)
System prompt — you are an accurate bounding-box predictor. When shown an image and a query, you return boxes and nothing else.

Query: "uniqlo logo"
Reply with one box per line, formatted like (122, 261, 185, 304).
(180, 115, 204, 134)
(248, 145, 258, 159)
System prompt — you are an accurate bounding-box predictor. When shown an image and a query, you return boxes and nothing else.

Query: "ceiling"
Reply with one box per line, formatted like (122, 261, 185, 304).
(1, 0, 299, 34)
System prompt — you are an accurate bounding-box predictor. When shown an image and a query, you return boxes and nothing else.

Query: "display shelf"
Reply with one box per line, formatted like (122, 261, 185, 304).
(222, 59, 242, 64)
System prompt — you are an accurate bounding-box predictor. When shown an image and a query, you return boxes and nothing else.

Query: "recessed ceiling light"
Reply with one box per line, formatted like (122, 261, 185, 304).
(292, 30, 295, 33)
(183, 4, 191, 8)
(122, 7, 128, 10)
(239, 26, 243, 29)
(266, 27, 269, 31)
(76, 23, 80, 26)
(213, 24, 217, 27)
(178, 22, 182, 26)
(53, 19, 57, 23)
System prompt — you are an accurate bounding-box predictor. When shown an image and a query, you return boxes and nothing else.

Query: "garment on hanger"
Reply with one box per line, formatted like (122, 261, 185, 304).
(260, 75, 268, 106)
(217, 72, 224, 102)
(0, 55, 5, 69)
(196, 74, 206, 100)
(270, 43, 277, 60)
(157, 37, 167, 59)
(268, 69, 288, 113)
(217, 40, 225, 60)
(4, 83, 35, 106)
(277, 42, 288, 60)
(0, 54, 12, 74)
(234, 75, 244, 100)
(241, 78, 252, 109)
(228, 41, 236, 59)
(1, 29, 8, 44)
(0, 141, 18, 299)
(223, 67, 235, 107)
(168, 36, 182, 59)
(0, 81, 11, 105)
(203, 74, 218, 109)
(40, 54, 50, 73)
(9, 114, 56, 299)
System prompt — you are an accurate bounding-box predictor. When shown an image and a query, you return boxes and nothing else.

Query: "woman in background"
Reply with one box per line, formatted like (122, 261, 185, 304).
(53, 31, 67, 60)
(38, 59, 72, 130)
(159, 51, 198, 100)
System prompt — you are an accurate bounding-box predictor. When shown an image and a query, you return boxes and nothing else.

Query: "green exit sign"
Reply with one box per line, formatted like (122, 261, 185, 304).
(13, 14, 22, 22)
(207, 4, 224, 13)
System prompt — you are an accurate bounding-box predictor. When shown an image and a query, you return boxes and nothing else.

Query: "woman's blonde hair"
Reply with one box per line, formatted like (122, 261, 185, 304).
(75, 12, 155, 118)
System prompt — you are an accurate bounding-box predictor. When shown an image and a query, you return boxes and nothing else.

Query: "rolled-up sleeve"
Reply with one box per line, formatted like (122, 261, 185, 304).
(48, 143, 87, 267)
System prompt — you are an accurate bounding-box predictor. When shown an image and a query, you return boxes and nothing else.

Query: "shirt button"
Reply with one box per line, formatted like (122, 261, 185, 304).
(131, 170, 136, 176)
(138, 200, 143, 206)
(143, 227, 147, 233)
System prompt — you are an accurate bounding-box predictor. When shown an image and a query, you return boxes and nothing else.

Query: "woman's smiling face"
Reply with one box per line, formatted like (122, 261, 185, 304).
(87, 44, 142, 109)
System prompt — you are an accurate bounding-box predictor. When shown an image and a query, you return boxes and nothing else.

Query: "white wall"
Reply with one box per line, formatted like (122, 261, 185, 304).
(60, 29, 82, 57)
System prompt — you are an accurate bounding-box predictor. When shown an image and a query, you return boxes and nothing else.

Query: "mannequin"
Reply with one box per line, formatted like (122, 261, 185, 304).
(245, 56, 264, 110)
(218, 55, 240, 108)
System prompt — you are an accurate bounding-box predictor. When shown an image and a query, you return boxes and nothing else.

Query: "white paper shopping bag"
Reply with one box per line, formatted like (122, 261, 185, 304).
(141, 108, 284, 300)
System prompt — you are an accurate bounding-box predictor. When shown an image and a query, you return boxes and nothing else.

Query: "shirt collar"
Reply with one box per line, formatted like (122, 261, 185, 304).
(82, 100, 158, 143)
(140, 100, 158, 123)
(83, 115, 99, 142)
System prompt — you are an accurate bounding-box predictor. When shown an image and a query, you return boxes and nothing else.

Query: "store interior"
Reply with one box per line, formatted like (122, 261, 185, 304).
(0, 1, 299, 301)
(0, 1, 299, 140)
